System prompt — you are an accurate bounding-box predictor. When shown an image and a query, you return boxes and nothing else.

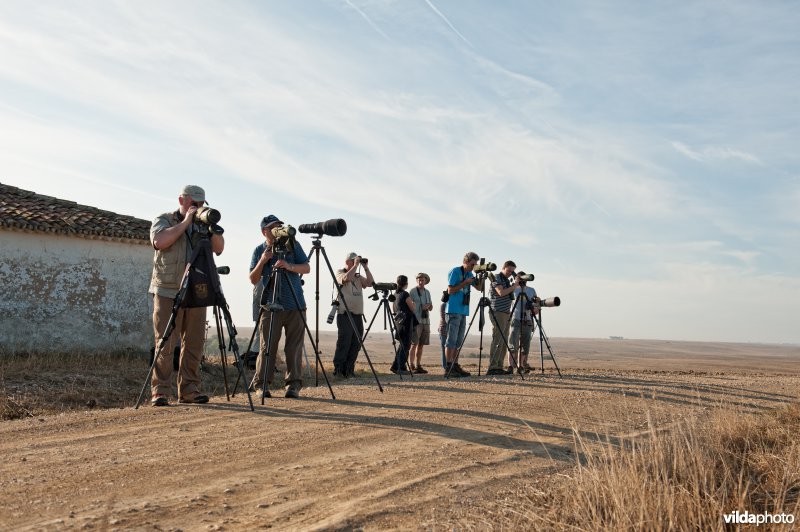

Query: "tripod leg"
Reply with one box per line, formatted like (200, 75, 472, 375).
(446, 309, 479, 379)
(278, 268, 336, 400)
(214, 306, 231, 401)
(216, 303, 255, 411)
(233, 306, 263, 394)
(488, 308, 524, 380)
(136, 299, 182, 409)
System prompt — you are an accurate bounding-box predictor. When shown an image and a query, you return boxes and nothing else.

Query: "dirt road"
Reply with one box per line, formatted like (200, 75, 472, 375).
(2, 339, 799, 530)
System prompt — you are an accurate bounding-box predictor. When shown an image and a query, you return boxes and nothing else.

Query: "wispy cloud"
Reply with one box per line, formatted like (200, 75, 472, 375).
(423, 0, 473, 48)
(343, 0, 391, 41)
(672, 141, 763, 165)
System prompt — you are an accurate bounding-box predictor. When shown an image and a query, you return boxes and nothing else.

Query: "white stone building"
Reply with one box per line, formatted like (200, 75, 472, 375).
(0, 183, 152, 354)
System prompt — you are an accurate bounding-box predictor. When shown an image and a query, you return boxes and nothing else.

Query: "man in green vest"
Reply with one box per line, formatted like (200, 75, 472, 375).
(149, 185, 225, 406)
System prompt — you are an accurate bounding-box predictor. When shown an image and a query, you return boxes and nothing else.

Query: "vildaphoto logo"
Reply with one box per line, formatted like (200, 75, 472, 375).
(723, 510, 795, 525)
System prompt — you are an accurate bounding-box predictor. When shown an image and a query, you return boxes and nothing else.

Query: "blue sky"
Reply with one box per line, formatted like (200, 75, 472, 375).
(1, 1, 798, 343)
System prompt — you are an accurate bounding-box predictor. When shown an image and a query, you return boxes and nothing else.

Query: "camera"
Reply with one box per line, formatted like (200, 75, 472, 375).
(421, 309, 429, 319)
(511, 271, 535, 282)
(441, 290, 449, 303)
(298, 218, 347, 237)
(358, 256, 368, 265)
(194, 206, 224, 235)
(271, 224, 296, 252)
(538, 297, 561, 308)
(195, 206, 221, 225)
(473, 259, 496, 273)
(372, 282, 397, 292)
(326, 300, 339, 324)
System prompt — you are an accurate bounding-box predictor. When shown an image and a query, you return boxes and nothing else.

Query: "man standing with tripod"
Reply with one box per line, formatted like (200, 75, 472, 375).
(248, 215, 310, 399)
(332, 252, 373, 377)
(488, 261, 518, 375)
(443, 252, 481, 377)
(149, 185, 224, 406)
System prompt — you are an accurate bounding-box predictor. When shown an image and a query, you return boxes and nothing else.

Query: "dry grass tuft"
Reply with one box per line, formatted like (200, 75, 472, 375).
(501, 405, 800, 531)
(0, 350, 249, 419)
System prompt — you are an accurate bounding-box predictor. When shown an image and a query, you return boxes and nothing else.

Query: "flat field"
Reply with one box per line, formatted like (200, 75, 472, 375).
(1, 334, 798, 530)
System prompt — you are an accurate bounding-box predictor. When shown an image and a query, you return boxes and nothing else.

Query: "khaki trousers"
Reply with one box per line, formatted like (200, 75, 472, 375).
(151, 295, 207, 399)
(251, 310, 305, 390)
(489, 311, 511, 370)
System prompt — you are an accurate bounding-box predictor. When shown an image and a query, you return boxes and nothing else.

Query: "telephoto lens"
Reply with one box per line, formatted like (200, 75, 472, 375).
(326, 301, 339, 324)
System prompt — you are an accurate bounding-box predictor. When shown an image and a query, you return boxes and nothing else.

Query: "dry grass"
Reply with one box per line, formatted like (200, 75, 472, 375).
(496, 405, 800, 531)
(0, 349, 252, 419)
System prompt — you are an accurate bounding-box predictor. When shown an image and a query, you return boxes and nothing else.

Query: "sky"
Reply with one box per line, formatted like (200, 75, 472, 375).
(1, 1, 798, 344)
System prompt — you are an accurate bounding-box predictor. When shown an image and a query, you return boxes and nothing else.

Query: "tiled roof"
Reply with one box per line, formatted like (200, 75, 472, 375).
(0, 183, 150, 242)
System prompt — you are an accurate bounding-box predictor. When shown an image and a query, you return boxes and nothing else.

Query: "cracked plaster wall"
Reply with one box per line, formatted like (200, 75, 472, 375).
(0, 231, 152, 354)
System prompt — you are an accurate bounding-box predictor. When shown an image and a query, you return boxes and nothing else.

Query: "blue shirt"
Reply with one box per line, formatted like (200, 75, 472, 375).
(445, 266, 474, 316)
(250, 241, 308, 311)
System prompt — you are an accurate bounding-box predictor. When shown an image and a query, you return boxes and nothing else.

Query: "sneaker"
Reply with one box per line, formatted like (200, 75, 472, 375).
(486, 368, 505, 376)
(414, 365, 428, 374)
(151, 395, 169, 407)
(178, 394, 209, 404)
(409, 364, 417, 372)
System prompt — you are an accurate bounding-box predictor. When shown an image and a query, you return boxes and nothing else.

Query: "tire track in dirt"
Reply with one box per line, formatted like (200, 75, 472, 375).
(2, 370, 798, 530)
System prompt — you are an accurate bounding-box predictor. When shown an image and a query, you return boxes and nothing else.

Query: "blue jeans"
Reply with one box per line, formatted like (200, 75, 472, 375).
(445, 313, 467, 349)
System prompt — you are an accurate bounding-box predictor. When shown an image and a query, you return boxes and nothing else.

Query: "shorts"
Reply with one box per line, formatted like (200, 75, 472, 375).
(445, 313, 467, 349)
(411, 323, 430, 345)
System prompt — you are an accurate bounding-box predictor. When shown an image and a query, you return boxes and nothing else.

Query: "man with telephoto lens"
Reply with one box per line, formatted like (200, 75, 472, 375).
(332, 252, 374, 377)
(247, 214, 310, 399)
(487, 260, 519, 375)
(443, 252, 482, 377)
(149, 185, 224, 406)
(508, 272, 539, 374)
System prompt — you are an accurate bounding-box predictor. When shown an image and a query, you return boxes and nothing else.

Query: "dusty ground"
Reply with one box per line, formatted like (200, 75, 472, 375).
(1, 335, 799, 530)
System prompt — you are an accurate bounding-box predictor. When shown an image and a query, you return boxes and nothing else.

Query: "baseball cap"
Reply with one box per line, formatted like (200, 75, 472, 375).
(346, 252, 358, 261)
(181, 185, 206, 204)
(260, 215, 282, 230)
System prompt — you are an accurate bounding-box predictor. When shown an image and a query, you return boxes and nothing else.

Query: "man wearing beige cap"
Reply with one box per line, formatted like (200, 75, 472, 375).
(408, 272, 433, 374)
(148, 185, 224, 406)
(332, 252, 373, 377)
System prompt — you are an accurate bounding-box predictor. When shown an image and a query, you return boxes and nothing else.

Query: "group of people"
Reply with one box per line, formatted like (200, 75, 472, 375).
(147, 186, 540, 406)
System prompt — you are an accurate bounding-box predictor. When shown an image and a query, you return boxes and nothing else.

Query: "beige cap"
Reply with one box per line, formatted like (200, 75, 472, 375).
(181, 185, 206, 204)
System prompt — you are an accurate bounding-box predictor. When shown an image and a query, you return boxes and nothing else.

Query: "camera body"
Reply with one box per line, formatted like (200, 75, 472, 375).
(358, 256, 368, 265)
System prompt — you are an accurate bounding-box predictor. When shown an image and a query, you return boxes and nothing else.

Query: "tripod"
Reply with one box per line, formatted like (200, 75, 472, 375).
(135, 234, 255, 411)
(308, 236, 383, 391)
(532, 303, 562, 377)
(446, 274, 523, 380)
(242, 245, 335, 404)
(363, 289, 413, 379)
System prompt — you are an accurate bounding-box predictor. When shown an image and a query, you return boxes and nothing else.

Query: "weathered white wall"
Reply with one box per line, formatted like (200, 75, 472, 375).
(0, 230, 152, 354)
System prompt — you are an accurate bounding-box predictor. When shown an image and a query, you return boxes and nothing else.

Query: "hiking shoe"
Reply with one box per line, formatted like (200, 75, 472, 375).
(445, 363, 463, 378)
(414, 365, 428, 374)
(178, 394, 209, 404)
(151, 395, 169, 407)
(284, 388, 300, 399)
(505, 366, 515, 375)
(454, 363, 471, 377)
(486, 368, 505, 376)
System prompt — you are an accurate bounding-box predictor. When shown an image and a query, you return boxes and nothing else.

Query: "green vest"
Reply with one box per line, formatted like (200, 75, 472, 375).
(149, 211, 192, 298)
